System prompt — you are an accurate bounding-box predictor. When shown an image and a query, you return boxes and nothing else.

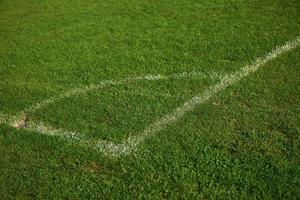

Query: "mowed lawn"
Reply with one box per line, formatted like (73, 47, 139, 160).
(0, 0, 300, 199)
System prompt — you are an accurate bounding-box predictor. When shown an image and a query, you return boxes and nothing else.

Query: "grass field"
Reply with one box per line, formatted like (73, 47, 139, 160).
(1, 0, 300, 199)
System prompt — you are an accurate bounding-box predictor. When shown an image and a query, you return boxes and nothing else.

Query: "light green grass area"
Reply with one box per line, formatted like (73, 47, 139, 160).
(0, 0, 300, 199)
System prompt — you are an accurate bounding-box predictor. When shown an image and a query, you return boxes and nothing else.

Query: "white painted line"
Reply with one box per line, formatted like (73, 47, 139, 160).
(1, 37, 299, 157)
(113, 37, 300, 156)
(0, 113, 119, 155)
(22, 71, 223, 115)
(1, 70, 223, 156)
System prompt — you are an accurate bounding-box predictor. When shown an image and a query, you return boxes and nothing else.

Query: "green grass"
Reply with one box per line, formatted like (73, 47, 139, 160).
(0, 0, 300, 199)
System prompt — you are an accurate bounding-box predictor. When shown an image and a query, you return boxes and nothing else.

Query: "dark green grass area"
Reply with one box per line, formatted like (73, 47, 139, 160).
(0, 0, 300, 199)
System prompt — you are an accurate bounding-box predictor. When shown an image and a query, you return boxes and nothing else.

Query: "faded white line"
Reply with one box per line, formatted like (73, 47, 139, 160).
(23, 71, 223, 115)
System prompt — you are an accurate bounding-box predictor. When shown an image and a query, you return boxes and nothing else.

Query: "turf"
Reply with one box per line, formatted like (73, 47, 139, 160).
(0, 0, 300, 199)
